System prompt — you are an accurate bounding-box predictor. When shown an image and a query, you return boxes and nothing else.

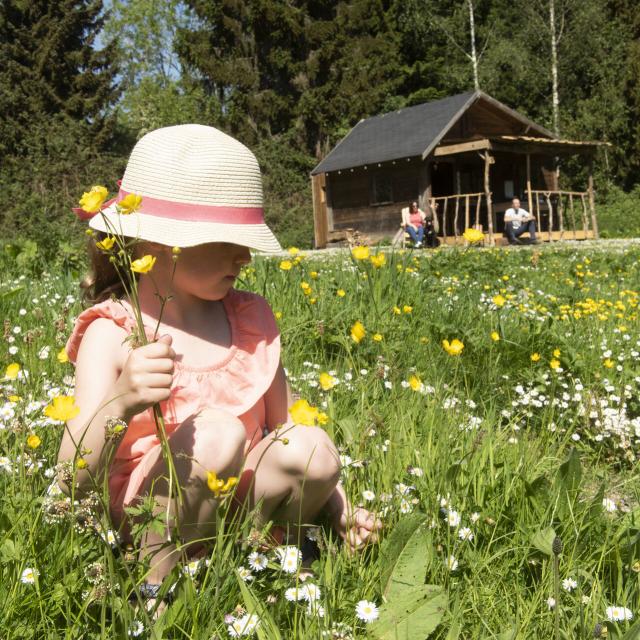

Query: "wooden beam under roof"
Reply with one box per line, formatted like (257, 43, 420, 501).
(433, 138, 492, 156)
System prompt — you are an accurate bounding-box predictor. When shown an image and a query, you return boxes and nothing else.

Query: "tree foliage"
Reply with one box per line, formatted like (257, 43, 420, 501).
(2, 0, 640, 251)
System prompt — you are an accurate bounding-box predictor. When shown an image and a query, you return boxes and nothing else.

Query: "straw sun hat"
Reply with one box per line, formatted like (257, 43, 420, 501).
(89, 124, 282, 253)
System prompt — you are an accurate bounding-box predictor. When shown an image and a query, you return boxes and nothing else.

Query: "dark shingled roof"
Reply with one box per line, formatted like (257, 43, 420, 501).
(311, 91, 552, 175)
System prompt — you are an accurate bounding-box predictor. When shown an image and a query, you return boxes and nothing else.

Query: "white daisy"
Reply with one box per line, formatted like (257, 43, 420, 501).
(355, 600, 379, 623)
(458, 527, 474, 541)
(21, 567, 38, 584)
(446, 555, 458, 571)
(602, 497, 617, 512)
(227, 613, 260, 637)
(446, 510, 461, 527)
(275, 546, 301, 574)
(362, 490, 375, 502)
(182, 559, 202, 577)
(285, 587, 304, 602)
(547, 597, 556, 610)
(237, 566, 254, 582)
(606, 606, 633, 621)
(300, 583, 321, 602)
(247, 551, 268, 571)
(562, 577, 577, 592)
(128, 621, 144, 637)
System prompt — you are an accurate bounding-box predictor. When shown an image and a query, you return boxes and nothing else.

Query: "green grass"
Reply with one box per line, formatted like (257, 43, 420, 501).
(1, 243, 640, 638)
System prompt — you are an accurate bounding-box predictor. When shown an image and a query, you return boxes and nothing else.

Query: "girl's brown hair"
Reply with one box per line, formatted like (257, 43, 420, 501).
(81, 233, 132, 304)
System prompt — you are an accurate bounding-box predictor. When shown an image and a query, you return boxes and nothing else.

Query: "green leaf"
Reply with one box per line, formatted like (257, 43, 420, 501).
(379, 514, 429, 598)
(369, 585, 446, 640)
(556, 448, 582, 496)
(531, 527, 556, 556)
(620, 618, 640, 640)
(0, 539, 19, 563)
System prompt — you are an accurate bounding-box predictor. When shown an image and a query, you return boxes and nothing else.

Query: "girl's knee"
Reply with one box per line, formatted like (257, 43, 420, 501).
(278, 426, 341, 486)
(191, 408, 246, 473)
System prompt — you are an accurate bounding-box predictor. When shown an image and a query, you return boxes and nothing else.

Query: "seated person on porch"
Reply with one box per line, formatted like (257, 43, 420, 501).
(400, 201, 440, 248)
(504, 197, 539, 245)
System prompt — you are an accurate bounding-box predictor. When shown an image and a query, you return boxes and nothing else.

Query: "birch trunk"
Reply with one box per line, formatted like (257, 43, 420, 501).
(549, 0, 560, 138)
(468, 0, 480, 91)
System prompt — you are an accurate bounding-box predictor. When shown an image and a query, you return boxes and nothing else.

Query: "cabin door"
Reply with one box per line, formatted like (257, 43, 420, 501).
(430, 162, 454, 197)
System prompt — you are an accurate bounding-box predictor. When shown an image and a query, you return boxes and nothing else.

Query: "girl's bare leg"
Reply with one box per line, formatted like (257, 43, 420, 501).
(121, 408, 246, 584)
(237, 425, 341, 545)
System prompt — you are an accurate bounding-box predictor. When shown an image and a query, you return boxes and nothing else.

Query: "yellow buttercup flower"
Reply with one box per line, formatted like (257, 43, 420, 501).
(531, 353, 541, 362)
(408, 375, 422, 391)
(370, 253, 386, 268)
(8, 395, 20, 403)
(337, 289, 346, 298)
(373, 333, 383, 342)
(350, 321, 366, 343)
(44, 396, 80, 422)
(76, 457, 88, 470)
(403, 305, 412, 314)
(95, 236, 116, 251)
(603, 358, 615, 368)
(463, 228, 484, 244)
(130, 255, 156, 274)
(491, 331, 500, 341)
(317, 411, 329, 425)
(553, 348, 561, 358)
(310, 271, 319, 279)
(27, 434, 41, 449)
(549, 359, 561, 370)
(492, 294, 506, 307)
(319, 372, 336, 391)
(57, 348, 69, 364)
(79, 185, 108, 214)
(279, 260, 293, 271)
(275, 311, 282, 319)
(393, 306, 401, 315)
(351, 245, 370, 260)
(289, 399, 322, 426)
(442, 339, 464, 356)
(288, 247, 300, 256)
(207, 471, 238, 497)
(5, 363, 20, 380)
(117, 193, 143, 215)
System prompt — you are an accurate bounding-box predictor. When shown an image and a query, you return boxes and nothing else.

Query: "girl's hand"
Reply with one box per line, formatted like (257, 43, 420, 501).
(331, 505, 383, 554)
(111, 334, 176, 419)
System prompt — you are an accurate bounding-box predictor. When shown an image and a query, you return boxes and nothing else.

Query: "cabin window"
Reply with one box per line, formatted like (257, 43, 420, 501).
(371, 172, 393, 205)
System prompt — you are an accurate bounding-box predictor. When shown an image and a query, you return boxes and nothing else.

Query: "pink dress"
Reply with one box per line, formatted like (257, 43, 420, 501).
(65, 288, 280, 523)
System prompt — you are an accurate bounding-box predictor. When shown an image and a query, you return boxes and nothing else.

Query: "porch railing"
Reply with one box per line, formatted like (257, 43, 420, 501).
(427, 193, 490, 244)
(529, 190, 598, 241)
(426, 189, 598, 245)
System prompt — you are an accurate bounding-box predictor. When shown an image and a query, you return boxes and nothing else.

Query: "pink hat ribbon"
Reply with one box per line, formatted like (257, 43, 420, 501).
(113, 188, 265, 224)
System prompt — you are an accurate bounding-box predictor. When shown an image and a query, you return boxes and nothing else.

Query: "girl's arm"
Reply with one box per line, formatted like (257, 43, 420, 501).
(57, 319, 130, 495)
(58, 319, 175, 496)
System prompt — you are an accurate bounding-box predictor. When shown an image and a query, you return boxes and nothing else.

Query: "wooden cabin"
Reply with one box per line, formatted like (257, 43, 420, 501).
(310, 91, 606, 248)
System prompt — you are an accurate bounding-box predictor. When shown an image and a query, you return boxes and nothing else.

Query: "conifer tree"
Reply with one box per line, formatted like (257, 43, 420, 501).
(0, 0, 122, 256)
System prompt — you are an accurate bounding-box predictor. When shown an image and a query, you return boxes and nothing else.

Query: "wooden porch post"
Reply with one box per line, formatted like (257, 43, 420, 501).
(311, 173, 329, 248)
(526, 153, 533, 216)
(483, 152, 495, 245)
(587, 155, 599, 239)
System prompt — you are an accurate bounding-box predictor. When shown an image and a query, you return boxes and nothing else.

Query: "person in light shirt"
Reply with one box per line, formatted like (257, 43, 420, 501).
(504, 197, 539, 245)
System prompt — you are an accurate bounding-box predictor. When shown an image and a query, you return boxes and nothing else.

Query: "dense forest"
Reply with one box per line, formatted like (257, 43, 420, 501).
(1, 0, 639, 255)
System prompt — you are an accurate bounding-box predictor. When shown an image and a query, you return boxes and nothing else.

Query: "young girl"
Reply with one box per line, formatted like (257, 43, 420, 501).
(57, 124, 381, 601)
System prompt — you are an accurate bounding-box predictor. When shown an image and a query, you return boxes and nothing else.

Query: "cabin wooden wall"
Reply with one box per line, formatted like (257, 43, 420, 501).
(443, 100, 528, 141)
(327, 160, 421, 234)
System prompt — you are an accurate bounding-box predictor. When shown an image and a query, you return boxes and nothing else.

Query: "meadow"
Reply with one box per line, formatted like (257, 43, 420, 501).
(1, 241, 640, 639)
